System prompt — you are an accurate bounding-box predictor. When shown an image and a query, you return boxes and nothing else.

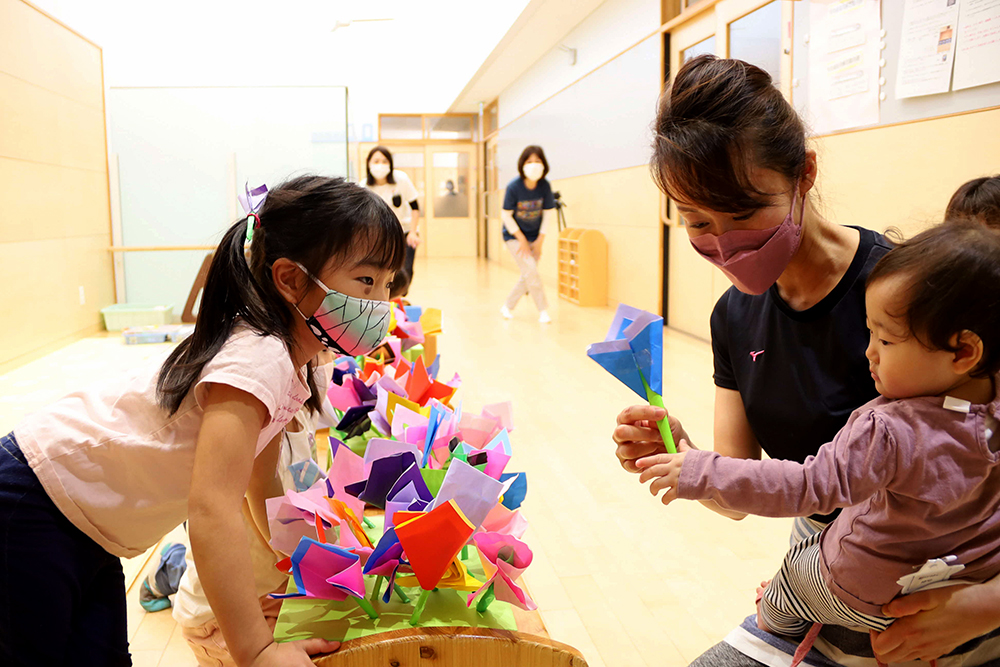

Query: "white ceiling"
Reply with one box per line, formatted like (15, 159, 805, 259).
(447, 0, 607, 114)
(29, 0, 534, 128)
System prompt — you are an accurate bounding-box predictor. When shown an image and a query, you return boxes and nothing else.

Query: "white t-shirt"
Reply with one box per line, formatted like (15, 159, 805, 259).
(366, 170, 419, 233)
(14, 327, 311, 558)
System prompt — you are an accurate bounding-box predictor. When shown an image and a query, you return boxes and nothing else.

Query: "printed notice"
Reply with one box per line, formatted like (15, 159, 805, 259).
(808, 0, 881, 134)
(895, 0, 962, 98)
(953, 0, 1000, 90)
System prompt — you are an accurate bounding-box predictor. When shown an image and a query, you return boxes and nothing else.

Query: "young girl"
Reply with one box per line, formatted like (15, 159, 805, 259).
(363, 146, 421, 296)
(0, 175, 404, 666)
(637, 221, 1000, 641)
(500, 145, 556, 324)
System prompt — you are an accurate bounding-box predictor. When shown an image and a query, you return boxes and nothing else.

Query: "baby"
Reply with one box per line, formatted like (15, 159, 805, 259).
(638, 221, 1000, 641)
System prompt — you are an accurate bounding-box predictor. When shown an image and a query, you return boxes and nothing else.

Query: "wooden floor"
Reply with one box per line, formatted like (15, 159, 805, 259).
(0, 257, 792, 667)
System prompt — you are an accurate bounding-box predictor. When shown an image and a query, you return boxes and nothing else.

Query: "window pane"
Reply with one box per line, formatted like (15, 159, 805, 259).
(432, 152, 470, 218)
(728, 1, 782, 86)
(392, 151, 424, 168)
(682, 35, 716, 62)
(380, 115, 423, 140)
(427, 115, 473, 140)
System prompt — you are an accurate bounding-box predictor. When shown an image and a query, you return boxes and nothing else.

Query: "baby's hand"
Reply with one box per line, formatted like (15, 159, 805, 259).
(635, 440, 692, 505)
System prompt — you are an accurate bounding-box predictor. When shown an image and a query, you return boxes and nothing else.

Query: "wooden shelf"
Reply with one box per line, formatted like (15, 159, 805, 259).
(557, 228, 607, 307)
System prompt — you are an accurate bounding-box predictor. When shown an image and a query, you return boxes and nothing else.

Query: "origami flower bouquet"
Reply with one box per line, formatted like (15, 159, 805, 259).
(267, 303, 534, 626)
(587, 303, 676, 453)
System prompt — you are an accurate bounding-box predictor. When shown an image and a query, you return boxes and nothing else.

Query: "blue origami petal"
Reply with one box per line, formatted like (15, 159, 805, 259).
(587, 340, 646, 399)
(427, 354, 441, 381)
(422, 403, 447, 467)
(499, 472, 527, 510)
(404, 306, 423, 322)
(604, 304, 647, 342)
(623, 313, 664, 396)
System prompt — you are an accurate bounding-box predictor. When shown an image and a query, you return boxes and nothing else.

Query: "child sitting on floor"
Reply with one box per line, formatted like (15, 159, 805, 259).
(636, 221, 1000, 647)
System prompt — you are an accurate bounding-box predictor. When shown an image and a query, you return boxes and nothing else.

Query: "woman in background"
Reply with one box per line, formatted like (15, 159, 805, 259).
(364, 146, 421, 296)
(500, 145, 556, 324)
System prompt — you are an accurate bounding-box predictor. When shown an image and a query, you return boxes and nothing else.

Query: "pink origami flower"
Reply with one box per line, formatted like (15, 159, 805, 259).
(272, 538, 365, 601)
(466, 532, 536, 611)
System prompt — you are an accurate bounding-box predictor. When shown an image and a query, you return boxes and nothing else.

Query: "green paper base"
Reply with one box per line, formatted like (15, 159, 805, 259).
(273, 516, 516, 643)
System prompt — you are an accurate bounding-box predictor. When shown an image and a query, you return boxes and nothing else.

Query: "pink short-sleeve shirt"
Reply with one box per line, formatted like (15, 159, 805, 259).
(14, 328, 310, 557)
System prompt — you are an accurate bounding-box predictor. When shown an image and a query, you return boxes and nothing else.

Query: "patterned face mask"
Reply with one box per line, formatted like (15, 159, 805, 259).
(292, 262, 391, 356)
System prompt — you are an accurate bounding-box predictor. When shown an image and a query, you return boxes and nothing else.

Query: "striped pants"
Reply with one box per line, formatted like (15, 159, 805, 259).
(759, 531, 895, 636)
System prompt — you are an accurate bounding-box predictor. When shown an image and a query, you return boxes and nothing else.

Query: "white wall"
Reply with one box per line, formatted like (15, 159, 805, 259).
(498, 0, 660, 128)
(27, 0, 531, 133)
(494, 0, 661, 187)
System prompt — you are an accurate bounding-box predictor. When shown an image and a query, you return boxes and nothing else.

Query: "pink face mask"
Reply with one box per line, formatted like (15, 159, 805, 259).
(688, 187, 805, 295)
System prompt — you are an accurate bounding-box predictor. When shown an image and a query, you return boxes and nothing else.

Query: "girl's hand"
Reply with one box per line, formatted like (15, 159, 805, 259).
(406, 231, 421, 248)
(872, 580, 1000, 662)
(530, 240, 543, 261)
(613, 405, 691, 472)
(251, 638, 340, 667)
(517, 238, 532, 258)
(634, 440, 693, 505)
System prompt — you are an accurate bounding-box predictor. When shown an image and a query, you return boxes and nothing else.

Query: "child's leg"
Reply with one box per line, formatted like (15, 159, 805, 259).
(759, 532, 894, 636)
(0, 433, 130, 666)
(66, 558, 130, 666)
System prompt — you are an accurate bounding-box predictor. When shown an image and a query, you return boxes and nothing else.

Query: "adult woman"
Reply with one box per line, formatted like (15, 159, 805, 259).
(363, 146, 421, 296)
(500, 145, 556, 324)
(613, 55, 1000, 665)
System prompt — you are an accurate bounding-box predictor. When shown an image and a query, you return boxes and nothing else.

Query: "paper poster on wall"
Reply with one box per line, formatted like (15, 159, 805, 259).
(953, 0, 1000, 90)
(807, 0, 882, 134)
(895, 0, 962, 99)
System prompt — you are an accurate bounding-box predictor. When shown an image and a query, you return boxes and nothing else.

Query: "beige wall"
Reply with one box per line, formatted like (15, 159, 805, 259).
(489, 165, 662, 314)
(0, 0, 115, 373)
(813, 108, 1000, 237)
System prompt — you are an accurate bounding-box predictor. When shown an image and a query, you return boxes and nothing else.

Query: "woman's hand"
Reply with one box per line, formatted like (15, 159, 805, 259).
(250, 638, 340, 667)
(406, 231, 421, 248)
(517, 238, 532, 258)
(613, 405, 690, 473)
(530, 239, 543, 261)
(871, 580, 1000, 662)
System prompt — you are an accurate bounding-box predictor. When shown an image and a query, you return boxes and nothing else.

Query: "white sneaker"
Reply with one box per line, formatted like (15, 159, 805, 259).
(500, 305, 514, 319)
(538, 311, 552, 324)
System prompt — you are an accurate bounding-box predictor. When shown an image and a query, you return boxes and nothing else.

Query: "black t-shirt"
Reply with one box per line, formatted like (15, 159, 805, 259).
(502, 177, 555, 243)
(711, 227, 891, 521)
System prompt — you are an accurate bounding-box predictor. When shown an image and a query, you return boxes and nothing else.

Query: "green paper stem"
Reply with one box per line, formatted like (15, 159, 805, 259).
(461, 546, 468, 560)
(394, 584, 410, 603)
(370, 576, 384, 604)
(641, 375, 676, 454)
(409, 589, 431, 626)
(476, 584, 496, 614)
(362, 516, 375, 529)
(354, 595, 379, 620)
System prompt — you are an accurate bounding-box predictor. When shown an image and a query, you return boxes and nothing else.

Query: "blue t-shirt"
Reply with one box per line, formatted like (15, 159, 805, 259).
(502, 177, 556, 243)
